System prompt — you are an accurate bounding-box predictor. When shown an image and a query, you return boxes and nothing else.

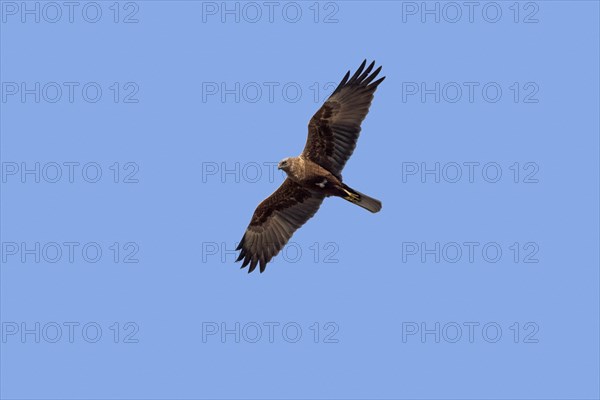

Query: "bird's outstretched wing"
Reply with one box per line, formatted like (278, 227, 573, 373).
(236, 179, 325, 273)
(302, 60, 385, 179)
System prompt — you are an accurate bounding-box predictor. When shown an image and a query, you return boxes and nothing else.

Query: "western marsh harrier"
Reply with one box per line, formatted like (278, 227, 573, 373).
(236, 60, 385, 273)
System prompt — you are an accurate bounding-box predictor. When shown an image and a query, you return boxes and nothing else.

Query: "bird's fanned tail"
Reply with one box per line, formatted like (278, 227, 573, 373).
(340, 184, 382, 213)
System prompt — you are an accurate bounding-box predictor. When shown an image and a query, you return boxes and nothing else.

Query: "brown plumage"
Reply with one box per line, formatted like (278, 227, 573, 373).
(236, 60, 385, 273)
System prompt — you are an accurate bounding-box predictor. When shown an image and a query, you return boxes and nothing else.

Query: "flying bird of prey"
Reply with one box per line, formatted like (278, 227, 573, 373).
(236, 60, 385, 273)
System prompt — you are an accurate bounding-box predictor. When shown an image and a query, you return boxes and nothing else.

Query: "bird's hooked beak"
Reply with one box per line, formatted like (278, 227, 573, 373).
(277, 161, 283, 170)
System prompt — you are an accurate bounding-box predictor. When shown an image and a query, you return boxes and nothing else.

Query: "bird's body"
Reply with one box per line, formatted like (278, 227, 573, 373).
(280, 156, 340, 190)
(280, 156, 380, 211)
(236, 60, 385, 273)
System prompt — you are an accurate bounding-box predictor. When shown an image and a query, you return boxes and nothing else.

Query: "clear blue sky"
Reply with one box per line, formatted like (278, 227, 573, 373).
(1, 1, 599, 398)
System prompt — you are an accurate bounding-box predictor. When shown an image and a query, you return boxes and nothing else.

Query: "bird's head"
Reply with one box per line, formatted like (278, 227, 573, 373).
(278, 157, 292, 172)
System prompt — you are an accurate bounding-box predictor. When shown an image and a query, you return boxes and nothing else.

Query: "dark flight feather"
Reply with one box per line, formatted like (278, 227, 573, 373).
(303, 60, 385, 179)
(236, 179, 324, 273)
